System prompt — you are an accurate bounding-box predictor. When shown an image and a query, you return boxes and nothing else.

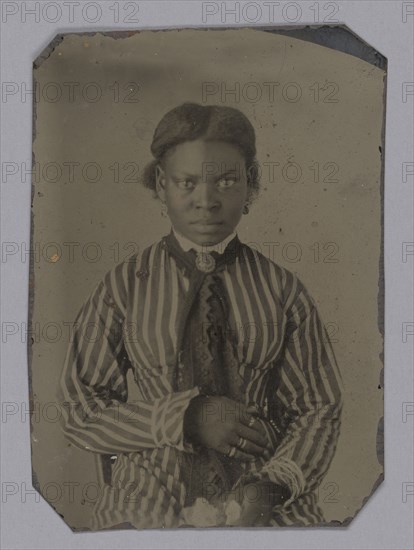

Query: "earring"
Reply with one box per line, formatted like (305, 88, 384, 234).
(242, 203, 249, 215)
(161, 202, 168, 218)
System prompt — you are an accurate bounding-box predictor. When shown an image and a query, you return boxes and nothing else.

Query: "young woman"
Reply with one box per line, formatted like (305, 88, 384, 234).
(59, 103, 343, 529)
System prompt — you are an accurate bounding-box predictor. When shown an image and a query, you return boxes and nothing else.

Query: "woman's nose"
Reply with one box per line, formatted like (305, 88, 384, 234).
(194, 181, 219, 210)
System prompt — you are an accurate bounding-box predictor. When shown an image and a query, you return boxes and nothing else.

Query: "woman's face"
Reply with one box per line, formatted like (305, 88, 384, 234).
(155, 139, 249, 246)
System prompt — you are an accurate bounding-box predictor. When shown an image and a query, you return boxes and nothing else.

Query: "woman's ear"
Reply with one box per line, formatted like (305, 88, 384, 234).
(155, 164, 166, 202)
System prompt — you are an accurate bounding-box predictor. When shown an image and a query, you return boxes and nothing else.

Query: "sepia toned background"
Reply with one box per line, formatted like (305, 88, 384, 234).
(30, 28, 385, 530)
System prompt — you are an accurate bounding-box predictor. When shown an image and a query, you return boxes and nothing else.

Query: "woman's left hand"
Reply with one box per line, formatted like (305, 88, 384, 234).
(225, 480, 288, 527)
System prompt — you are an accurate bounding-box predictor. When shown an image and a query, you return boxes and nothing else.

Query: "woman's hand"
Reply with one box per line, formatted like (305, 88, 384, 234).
(225, 480, 289, 527)
(183, 395, 270, 460)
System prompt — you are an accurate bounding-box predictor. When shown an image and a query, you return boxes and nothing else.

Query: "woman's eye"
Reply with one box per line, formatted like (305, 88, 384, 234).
(217, 178, 237, 188)
(176, 179, 195, 190)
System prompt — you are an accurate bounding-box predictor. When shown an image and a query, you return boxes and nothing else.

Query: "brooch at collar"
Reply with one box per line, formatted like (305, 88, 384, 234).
(195, 251, 216, 273)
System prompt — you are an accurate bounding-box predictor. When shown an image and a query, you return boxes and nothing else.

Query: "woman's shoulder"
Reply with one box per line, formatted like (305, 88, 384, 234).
(98, 240, 162, 314)
(239, 241, 313, 310)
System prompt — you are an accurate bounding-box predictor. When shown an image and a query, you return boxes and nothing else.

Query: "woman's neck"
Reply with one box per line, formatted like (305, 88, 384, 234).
(172, 227, 237, 255)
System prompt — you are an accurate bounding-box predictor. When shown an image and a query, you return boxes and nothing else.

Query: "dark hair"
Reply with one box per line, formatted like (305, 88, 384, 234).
(141, 103, 260, 204)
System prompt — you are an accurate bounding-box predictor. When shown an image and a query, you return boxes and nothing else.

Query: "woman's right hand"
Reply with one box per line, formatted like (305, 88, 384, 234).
(183, 395, 271, 461)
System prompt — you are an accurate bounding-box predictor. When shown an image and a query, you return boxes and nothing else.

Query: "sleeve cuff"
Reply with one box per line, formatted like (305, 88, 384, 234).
(150, 386, 200, 452)
(255, 456, 306, 507)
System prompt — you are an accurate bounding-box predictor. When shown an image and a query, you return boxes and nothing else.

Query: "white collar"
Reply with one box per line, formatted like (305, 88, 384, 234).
(172, 227, 237, 255)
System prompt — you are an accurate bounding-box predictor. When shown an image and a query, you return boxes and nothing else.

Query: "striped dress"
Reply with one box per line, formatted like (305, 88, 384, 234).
(59, 233, 343, 529)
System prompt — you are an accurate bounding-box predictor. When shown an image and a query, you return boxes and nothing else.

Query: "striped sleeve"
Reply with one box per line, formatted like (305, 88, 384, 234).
(256, 274, 344, 506)
(58, 261, 199, 455)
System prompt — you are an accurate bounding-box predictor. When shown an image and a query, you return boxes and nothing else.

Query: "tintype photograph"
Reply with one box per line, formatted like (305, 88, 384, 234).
(29, 27, 386, 530)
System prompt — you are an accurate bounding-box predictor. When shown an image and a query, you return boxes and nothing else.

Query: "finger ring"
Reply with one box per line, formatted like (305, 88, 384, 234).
(227, 446, 236, 458)
(238, 437, 247, 450)
(248, 416, 255, 428)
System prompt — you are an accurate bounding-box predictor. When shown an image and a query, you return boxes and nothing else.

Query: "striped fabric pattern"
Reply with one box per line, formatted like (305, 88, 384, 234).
(59, 236, 343, 528)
